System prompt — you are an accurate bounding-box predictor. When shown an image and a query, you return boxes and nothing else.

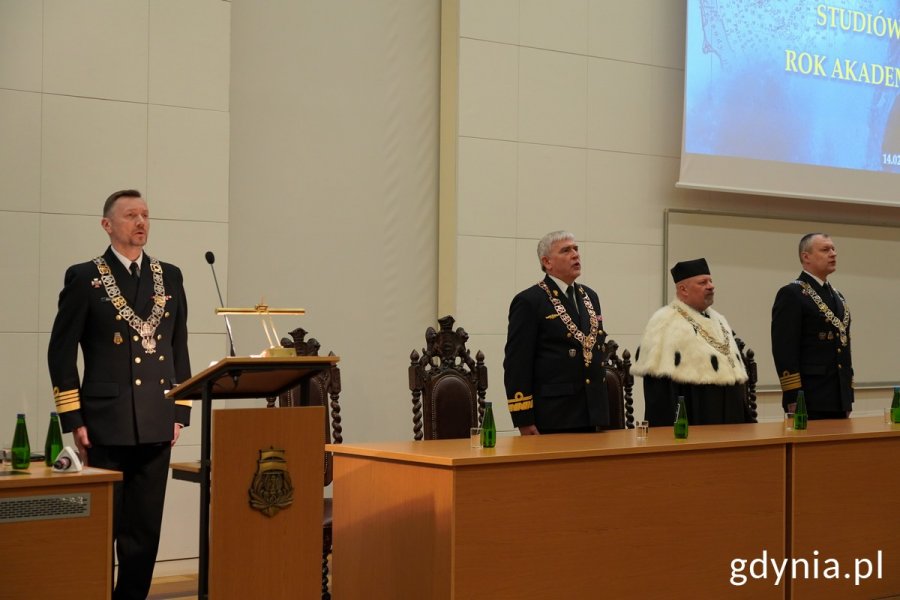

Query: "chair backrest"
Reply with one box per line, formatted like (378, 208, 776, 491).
(735, 336, 758, 423)
(266, 327, 343, 486)
(600, 338, 635, 429)
(409, 315, 487, 440)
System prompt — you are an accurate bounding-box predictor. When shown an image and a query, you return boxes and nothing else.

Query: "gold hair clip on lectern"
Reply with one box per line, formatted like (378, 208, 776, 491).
(215, 302, 306, 357)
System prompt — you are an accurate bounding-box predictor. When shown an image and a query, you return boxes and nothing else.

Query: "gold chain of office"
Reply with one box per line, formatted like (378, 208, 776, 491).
(538, 281, 600, 367)
(93, 256, 167, 354)
(795, 280, 850, 347)
(673, 304, 735, 368)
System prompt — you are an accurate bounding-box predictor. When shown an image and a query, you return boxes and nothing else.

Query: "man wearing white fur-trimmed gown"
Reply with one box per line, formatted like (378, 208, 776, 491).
(632, 258, 750, 427)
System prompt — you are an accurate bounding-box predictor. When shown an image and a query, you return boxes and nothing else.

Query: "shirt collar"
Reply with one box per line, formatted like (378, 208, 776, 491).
(548, 274, 575, 294)
(109, 246, 143, 273)
(803, 270, 827, 287)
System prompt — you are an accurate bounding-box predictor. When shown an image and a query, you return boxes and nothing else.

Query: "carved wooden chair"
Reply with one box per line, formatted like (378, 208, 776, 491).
(266, 327, 342, 600)
(409, 315, 488, 440)
(599, 338, 635, 429)
(735, 336, 759, 423)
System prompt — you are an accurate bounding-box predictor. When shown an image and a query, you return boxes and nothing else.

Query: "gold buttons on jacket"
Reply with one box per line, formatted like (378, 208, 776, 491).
(133, 335, 139, 342)
(165, 312, 170, 318)
(160, 379, 165, 385)
(159, 355, 165, 361)
(157, 334, 162, 340)
(585, 378, 591, 384)
(135, 379, 142, 386)
(135, 357, 141, 364)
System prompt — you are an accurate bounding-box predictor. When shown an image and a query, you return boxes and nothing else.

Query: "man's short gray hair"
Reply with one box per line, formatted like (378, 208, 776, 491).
(798, 232, 829, 260)
(537, 230, 575, 271)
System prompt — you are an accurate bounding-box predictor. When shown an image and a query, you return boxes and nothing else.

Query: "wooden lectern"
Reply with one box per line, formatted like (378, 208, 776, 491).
(168, 356, 338, 600)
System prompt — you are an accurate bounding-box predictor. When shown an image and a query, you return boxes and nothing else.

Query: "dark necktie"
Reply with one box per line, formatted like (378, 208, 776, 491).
(824, 282, 838, 312)
(128, 262, 140, 305)
(566, 285, 579, 315)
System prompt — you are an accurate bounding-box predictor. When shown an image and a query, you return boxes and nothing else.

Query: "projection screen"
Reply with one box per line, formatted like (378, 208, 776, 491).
(677, 1, 900, 206)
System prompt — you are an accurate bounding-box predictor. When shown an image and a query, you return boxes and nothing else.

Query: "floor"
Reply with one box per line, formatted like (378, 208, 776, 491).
(147, 573, 198, 600)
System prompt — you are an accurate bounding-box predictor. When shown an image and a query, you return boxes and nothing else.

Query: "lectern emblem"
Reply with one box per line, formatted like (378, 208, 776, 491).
(249, 447, 294, 517)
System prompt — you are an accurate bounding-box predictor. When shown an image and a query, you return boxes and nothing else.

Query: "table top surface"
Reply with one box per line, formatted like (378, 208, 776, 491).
(0, 465, 122, 490)
(327, 416, 900, 467)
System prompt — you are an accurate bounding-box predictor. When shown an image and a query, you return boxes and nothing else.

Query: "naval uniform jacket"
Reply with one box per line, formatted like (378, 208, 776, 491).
(48, 247, 192, 445)
(771, 271, 853, 412)
(504, 275, 609, 430)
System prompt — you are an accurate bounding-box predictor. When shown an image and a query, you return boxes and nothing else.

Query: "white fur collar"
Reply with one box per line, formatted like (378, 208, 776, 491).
(632, 299, 748, 385)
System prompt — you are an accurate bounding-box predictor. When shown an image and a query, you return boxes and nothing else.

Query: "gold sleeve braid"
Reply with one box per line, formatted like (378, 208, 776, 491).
(779, 372, 801, 392)
(53, 387, 81, 413)
(507, 392, 533, 412)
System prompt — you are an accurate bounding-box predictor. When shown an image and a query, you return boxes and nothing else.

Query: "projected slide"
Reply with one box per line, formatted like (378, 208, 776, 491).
(684, 1, 900, 175)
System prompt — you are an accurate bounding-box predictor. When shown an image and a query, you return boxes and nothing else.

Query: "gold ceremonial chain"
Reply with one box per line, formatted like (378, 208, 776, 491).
(796, 280, 850, 347)
(538, 281, 600, 367)
(94, 257, 167, 354)
(673, 304, 735, 367)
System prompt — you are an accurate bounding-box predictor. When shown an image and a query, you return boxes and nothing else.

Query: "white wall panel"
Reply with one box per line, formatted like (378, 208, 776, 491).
(0, 0, 43, 92)
(456, 235, 516, 335)
(517, 143, 586, 238)
(457, 137, 517, 237)
(148, 105, 229, 222)
(43, 0, 149, 102)
(149, 0, 230, 111)
(587, 57, 652, 153)
(458, 38, 518, 140)
(519, 47, 587, 147)
(459, 0, 518, 44)
(41, 95, 148, 215)
(0, 211, 39, 333)
(0, 90, 41, 212)
(588, 0, 652, 63)
(520, 0, 587, 55)
(0, 333, 40, 442)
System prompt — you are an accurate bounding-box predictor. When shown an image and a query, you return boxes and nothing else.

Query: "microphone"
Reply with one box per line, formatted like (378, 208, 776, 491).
(205, 251, 237, 357)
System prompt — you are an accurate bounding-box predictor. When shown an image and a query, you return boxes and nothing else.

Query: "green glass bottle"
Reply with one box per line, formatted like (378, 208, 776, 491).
(891, 386, 900, 424)
(674, 396, 689, 439)
(11, 413, 31, 470)
(480, 401, 496, 448)
(44, 412, 64, 467)
(794, 390, 808, 431)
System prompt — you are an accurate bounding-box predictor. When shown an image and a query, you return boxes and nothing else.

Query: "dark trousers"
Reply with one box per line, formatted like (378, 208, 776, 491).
(88, 443, 172, 600)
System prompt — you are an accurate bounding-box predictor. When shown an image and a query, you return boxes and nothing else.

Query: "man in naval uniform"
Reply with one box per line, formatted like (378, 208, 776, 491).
(632, 258, 749, 426)
(504, 231, 609, 434)
(48, 189, 192, 600)
(771, 233, 853, 419)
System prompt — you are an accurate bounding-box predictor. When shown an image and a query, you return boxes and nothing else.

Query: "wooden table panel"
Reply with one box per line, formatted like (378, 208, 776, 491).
(332, 456, 453, 600)
(792, 437, 900, 599)
(0, 467, 119, 600)
(452, 446, 785, 599)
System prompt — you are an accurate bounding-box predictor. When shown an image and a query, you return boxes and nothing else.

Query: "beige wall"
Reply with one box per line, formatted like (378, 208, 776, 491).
(228, 0, 440, 445)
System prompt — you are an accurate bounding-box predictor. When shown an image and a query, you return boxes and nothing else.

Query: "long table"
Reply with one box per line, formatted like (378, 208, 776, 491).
(328, 417, 900, 599)
(0, 466, 121, 600)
